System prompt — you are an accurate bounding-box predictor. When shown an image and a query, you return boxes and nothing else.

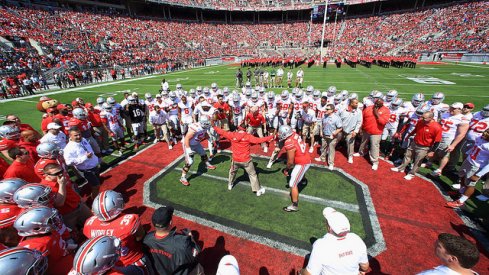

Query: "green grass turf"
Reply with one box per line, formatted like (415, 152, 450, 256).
(154, 155, 366, 245)
(1, 63, 488, 219)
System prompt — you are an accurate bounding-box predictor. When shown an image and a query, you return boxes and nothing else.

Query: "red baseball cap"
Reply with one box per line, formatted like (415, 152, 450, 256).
(464, 103, 475, 109)
(56, 104, 67, 110)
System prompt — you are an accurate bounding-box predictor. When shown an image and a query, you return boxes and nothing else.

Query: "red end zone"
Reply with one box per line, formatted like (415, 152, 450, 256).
(99, 142, 489, 274)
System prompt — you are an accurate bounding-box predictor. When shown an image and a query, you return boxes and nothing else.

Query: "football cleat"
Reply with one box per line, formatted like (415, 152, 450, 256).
(283, 205, 298, 212)
(446, 200, 464, 208)
(180, 177, 190, 186)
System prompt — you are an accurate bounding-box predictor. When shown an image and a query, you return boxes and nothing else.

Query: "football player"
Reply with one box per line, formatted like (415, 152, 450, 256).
(427, 92, 446, 121)
(70, 235, 121, 275)
(180, 115, 217, 186)
(380, 98, 405, 158)
(125, 96, 146, 150)
(0, 125, 21, 161)
(84, 190, 151, 274)
(229, 93, 246, 129)
(100, 103, 126, 155)
(178, 95, 194, 137)
(0, 178, 27, 247)
(0, 247, 48, 274)
(69, 108, 101, 157)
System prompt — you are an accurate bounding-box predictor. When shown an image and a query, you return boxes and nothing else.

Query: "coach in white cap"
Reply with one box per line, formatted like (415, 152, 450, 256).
(300, 207, 369, 275)
(39, 122, 67, 149)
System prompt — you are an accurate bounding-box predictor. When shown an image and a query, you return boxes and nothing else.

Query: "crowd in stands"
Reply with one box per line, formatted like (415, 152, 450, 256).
(0, 0, 487, 79)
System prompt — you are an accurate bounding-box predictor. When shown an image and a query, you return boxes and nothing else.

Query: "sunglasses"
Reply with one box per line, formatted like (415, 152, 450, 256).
(20, 151, 30, 156)
(46, 170, 63, 177)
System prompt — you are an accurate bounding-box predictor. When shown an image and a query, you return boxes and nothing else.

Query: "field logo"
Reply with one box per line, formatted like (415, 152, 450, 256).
(204, 71, 220, 74)
(401, 74, 455, 85)
(168, 77, 189, 83)
(451, 73, 484, 78)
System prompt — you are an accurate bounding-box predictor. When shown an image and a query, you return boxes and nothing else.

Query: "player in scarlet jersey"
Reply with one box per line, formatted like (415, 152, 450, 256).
(278, 125, 311, 212)
(0, 178, 27, 247)
(83, 190, 152, 274)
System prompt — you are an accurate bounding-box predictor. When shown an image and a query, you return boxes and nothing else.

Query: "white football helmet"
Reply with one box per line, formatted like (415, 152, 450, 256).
(251, 92, 258, 102)
(295, 90, 303, 101)
(0, 125, 21, 140)
(267, 91, 275, 100)
(211, 83, 218, 91)
(0, 247, 48, 275)
(372, 91, 384, 100)
(102, 102, 113, 112)
(96, 97, 105, 105)
(72, 236, 121, 275)
(348, 93, 358, 100)
(199, 115, 212, 130)
(14, 206, 62, 236)
(14, 183, 53, 208)
(189, 89, 196, 97)
(196, 86, 203, 95)
(278, 125, 293, 141)
(106, 97, 116, 106)
(306, 85, 314, 95)
(0, 178, 28, 204)
(169, 91, 177, 101)
(385, 90, 398, 102)
(281, 90, 289, 100)
(245, 90, 252, 98)
(73, 108, 87, 120)
(482, 104, 489, 118)
(390, 98, 403, 110)
(431, 92, 445, 105)
(92, 190, 125, 221)
(203, 87, 211, 96)
(161, 90, 168, 97)
(411, 93, 425, 107)
(245, 81, 251, 88)
(232, 94, 240, 102)
(223, 87, 230, 96)
(313, 90, 321, 99)
(127, 96, 137, 105)
(334, 94, 343, 105)
(327, 86, 337, 97)
(340, 90, 349, 100)
(145, 93, 152, 99)
(36, 142, 61, 159)
(176, 83, 183, 90)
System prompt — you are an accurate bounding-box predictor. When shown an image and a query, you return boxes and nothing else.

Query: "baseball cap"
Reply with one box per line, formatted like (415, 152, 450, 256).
(132, 92, 138, 97)
(46, 108, 56, 114)
(56, 104, 67, 110)
(464, 103, 475, 109)
(152, 205, 174, 228)
(217, 255, 240, 275)
(451, 102, 463, 109)
(201, 101, 211, 107)
(323, 207, 350, 236)
(47, 122, 62, 130)
(85, 103, 93, 108)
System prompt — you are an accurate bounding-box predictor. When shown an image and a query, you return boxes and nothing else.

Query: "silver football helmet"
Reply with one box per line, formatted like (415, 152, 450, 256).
(0, 247, 48, 275)
(340, 90, 349, 100)
(0, 178, 28, 204)
(348, 93, 358, 100)
(295, 90, 303, 101)
(313, 90, 321, 99)
(431, 92, 445, 105)
(72, 236, 121, 275)
(372, 91, 384, 100)
(92, 190, 125, 221)
(306, 85, 314, 95)
(14, 206, 62, 236)
(482, 104, 489, 118)
(72, 108, 87, 120)
(96, 97, 105, 105)
(415, 104, 431, 116)
(211, 82, 218, 91)
(278, 125, 293, 141)
(0, 125, 21, 140)
(189, 89, 196, 97)
(176, 83, 183, 90)
(14, 183, 53, 208)
(203, 87, 211, 96)
(251, 92, 258, 102)
(411, 93, 425, 107)
(144, 93, 152, 99)
(267, 91, 275, 100)
(232, 94, 240, 102)
(390, 98, 403, 110)
(281, 90, 289, 100)
(36, 142, 61, 159)
(106, 97, 116, 106)
(102, 102, 113, 112)
(385, 90, 398, 102)
(327, 86, 337, 97)
(199, 115, 212, 130)
(334, 94, 343, 105)
(223, 87, 230, 96)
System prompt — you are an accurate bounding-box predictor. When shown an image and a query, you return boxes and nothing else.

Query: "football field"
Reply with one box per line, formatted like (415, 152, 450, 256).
(1, 62, 489, 244)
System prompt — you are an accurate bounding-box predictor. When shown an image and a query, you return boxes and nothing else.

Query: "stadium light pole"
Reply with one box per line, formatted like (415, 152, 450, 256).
(320, 0, 329, 64)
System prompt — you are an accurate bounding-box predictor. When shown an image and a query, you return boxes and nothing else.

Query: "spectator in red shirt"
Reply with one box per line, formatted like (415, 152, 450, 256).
(214, 125, 273, 195)
(3, 146, 41, 183)
(40, 163, 91, 231)
(355, 99, 390, 170)
(213, 95, 231, 131)
(244, 106, 268, 153)
(6, 114, 41, 140)
(18, 130, 40, 163)
(391, 111, 442, 180)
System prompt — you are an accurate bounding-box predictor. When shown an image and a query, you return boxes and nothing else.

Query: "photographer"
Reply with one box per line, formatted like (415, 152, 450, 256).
(355, 98, 390, 170)
(144, 205, 204, 275)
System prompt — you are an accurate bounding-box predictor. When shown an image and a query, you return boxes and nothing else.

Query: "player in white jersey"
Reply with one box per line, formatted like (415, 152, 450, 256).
(464, 106, 489, 153)
(291, 90, 306, 131)
(446, 129, 489, 208)
(277, 90, 293, 127)
(427, 92, 445, 121)
(381, 98, 405, 158)
(383, 89, 398, 108)
(222, 87, 230, 103)
(429, 102, 470, 177)
(264, 91, 279, 134)
(175, 83, 184, 97)
(180, 115, 216, 186)
(178, 95, 194, 136)
(144, 93, 156, 112)
(229, 94, 246, 128)
(305, 86, 314, 102)
(403, 93, 425, 118)
(194, 101, 219, 158)
(310, 90, 321, 111)
(333, 94, 347, 112)
(165, 92, 181, 143)
(203, 87, 215, 105)
(246, 92, 265, 113)
(100, 103, 125, 155)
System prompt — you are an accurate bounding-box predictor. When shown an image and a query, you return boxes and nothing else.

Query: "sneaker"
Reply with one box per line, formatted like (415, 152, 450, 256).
(390, 167, 402, 172)
(113, 151, 122, 157)
(353, 153, 362, 157)
(168, 145, 173, 150)
(347, 157, 353, 164)
(217, 149, 222, 153)
(153, 139, 159, 144)
(266, 162, 273, 169)
(206, 164, 216, 170)
(308, 147, 314, 154)
(446, 200, 464, 208)
(173, 138, 177, 144)
(228, 184, 233, 191)
(314, 157, 324, 162)
(328, 165, 334, 171)
(372, 164, 378, 171)
(283, 204, 298, 212)
(430, 169, 442, 177)
(256, 187, 266, 197)
(180, 177, 190, 186)
(420, 162, 433, 168)
(404, 174, 414, 180)
(263, 147, 268, 153)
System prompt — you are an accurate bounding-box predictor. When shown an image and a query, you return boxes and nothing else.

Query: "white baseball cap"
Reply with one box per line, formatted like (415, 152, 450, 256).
(451, 102, 463, 109)
(47, 122, 62, 130)
(216, 255, 240, 275)
(323, 207, 350, 236)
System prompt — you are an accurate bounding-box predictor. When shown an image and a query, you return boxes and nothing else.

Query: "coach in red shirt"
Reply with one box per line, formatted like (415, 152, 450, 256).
(3, 147, 41, 183)
(244, 107, 268, 152)
(391, 111, 442, 180)
(355, 99, 390, 170)
(214, 126, 273, 195)
(213, 95, 231, 131)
